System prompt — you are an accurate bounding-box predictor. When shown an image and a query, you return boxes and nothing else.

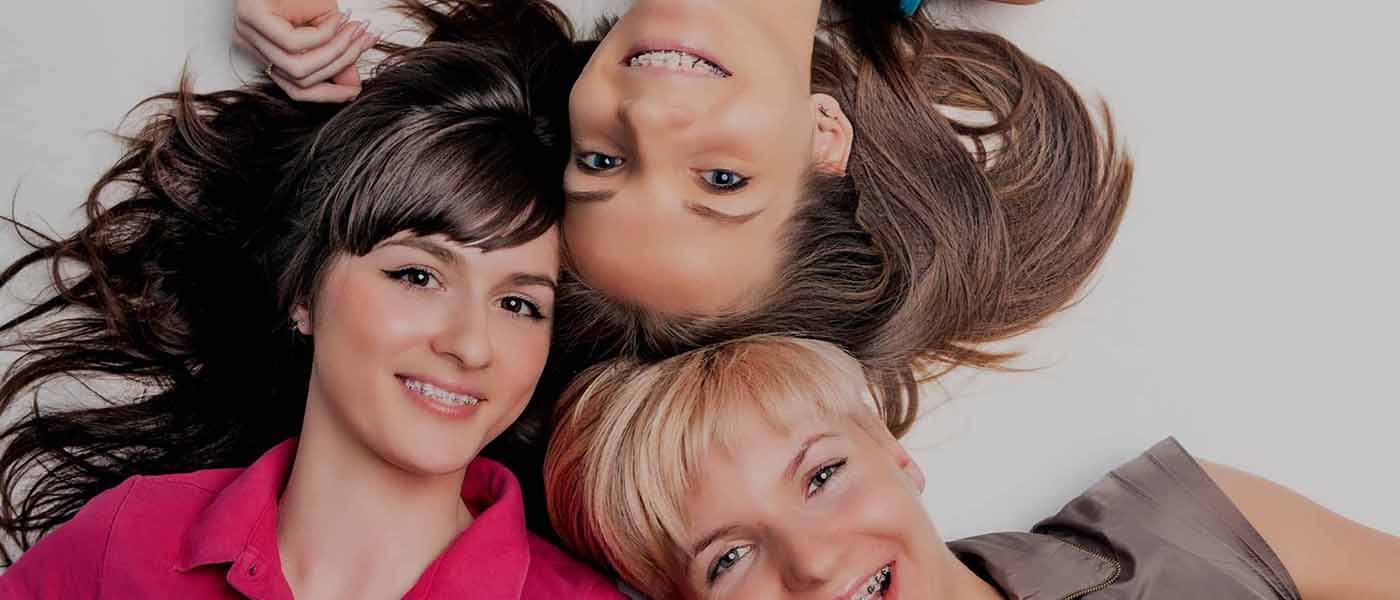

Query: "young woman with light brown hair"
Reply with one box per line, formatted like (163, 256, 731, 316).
(241, 0, 1132, 437)
(544, 336, 1400, 600)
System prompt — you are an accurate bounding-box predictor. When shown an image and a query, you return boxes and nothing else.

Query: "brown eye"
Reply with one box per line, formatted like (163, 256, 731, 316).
(499, 296, 546, 321)
(384, 267, 439, 289)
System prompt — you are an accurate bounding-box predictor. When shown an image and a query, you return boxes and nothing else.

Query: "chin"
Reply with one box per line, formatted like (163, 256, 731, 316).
(376, 429, 486, 478)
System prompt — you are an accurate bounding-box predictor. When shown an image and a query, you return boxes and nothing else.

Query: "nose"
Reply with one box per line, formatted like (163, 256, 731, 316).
(434, 304, 493, 370)
(618, 97, 696, 136)
(776, 527, 846, 594)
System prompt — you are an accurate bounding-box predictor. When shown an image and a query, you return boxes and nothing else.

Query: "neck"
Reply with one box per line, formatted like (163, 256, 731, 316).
(276, 395, 473, 600)
(940, 544, 1010, 600)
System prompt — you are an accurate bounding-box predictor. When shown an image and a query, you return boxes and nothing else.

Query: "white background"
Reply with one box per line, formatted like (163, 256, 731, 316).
(1, 0, 1396, 544)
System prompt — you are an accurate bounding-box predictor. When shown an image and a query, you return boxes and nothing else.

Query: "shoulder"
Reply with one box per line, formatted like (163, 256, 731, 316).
(1036, 438, 1302, 599)
(1197, 459, 1400, 600)
(522, 533, 627, 599)
(0, 468, 241, 598)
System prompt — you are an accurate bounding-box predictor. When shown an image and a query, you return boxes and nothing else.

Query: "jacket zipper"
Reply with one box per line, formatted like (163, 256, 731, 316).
(1055, 540, 1122, 600)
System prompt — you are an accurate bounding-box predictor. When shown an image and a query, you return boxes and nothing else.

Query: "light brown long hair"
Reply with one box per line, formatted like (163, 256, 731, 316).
(554, 5, 1133, 437)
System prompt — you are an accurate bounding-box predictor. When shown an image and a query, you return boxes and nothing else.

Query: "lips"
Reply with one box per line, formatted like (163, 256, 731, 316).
(397, 375, 486, 418)
(622, 42, 731, 78)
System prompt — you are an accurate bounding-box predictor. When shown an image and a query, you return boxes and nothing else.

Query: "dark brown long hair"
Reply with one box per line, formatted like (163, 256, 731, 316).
(0, 0, 577, 563)
(553, 4, 1133, 437)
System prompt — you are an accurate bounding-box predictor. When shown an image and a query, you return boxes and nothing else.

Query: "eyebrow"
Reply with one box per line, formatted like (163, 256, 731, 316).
(565, 189, 616, 204)
(690, 524, 743, 560)
(511, 273, 558, 291)
(385, 238, 460, 266)
(567, 187, 761, 226)
(688, 432, 839, 559)
(686, 202, 763, 225)
(785, 432, 839, 483)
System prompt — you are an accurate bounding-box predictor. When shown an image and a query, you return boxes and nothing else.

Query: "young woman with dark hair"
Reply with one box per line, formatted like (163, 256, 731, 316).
(244, 0, 1132, 438)
(0, 3, 624, 597)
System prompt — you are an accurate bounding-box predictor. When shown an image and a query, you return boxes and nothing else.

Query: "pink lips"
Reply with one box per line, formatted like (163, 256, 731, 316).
(396, 375, 487, 421)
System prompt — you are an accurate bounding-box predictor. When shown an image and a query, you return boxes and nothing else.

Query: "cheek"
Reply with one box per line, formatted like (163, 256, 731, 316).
(492, 320, 552, 402)
(317, 280, 436, 371)
(835, 469, 930, 542)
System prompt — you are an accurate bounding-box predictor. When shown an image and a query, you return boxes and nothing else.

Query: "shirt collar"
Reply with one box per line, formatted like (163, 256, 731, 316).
(175, 438, 296, 572)
(948, 532, 1120, 600)
(174, 438, 533, 599)
(405, 456, 532, 598)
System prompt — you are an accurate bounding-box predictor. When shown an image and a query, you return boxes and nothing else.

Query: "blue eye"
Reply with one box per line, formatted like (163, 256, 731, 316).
(700, 169, 749, 191)
(384, 267, 439, 290)
(576, 152, 625, 172)
(807, 459, 847, 496)
(499, 296, 547, 321)
(707, 545, 753, 583)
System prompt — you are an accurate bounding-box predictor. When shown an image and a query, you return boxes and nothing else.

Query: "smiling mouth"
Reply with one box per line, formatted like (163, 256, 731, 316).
(401, 377, 482, 407)
(625, 49, 731, 78)
(848, 563, 893, 600)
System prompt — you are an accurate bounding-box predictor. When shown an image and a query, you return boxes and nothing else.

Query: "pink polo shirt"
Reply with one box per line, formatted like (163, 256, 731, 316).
(0, 439, 623, 599)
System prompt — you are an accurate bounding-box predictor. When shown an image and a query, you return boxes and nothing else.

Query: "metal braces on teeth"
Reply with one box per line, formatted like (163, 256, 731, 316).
(857, 566, 892, 599)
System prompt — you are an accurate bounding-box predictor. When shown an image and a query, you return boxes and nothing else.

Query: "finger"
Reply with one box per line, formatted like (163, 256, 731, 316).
(237, 6, 348, 54)
(232, 31, 272, 68)
(269, 67, 362, 104)
(331, 63, 361, 88)
(292, 30, 378, 89)
(237, 19, 367, 82)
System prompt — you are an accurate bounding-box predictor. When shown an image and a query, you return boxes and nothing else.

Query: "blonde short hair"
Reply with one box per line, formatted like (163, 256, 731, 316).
(543, 336, 884, 599)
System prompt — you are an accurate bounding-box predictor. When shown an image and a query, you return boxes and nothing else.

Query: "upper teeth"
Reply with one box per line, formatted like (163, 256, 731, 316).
(850, 565, 892, 600)
(627, 50, 728, 77)
(403, 378, 479, 406)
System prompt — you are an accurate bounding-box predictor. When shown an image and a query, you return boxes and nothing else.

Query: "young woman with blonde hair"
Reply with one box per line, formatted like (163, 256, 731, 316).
(545, 336, 1400, 599)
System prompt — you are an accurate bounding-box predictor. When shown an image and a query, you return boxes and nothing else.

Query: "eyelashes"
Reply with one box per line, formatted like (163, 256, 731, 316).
(574, 151, 751, 193)
(807, 459, 847, 496)
(383, 268, 549, 322)
(575, 151, 624, 172)
(384, 267, 440, 290)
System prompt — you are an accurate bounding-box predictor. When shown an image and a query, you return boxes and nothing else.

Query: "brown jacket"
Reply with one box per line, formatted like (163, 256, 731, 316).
(949, 438, 1301, 599)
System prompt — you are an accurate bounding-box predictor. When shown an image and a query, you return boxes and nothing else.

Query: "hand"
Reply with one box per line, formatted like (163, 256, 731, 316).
(233, 0, 379, 103)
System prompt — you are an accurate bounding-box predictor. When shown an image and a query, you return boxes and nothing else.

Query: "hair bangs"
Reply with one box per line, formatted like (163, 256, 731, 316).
(324, 109, 562, 257)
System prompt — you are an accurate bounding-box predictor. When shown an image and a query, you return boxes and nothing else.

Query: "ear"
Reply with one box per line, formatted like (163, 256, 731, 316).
(291, 304, 313, 336)
(872, 425, 926, 494)
(809, 93, 854, 176)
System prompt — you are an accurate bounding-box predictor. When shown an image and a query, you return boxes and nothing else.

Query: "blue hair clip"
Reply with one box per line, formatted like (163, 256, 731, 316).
(900, 0, 925, 17)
